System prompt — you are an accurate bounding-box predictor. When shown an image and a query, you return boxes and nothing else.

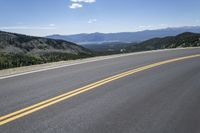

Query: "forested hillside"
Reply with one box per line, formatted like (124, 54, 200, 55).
(83, 32, 200, 54)
(127, 32, 200, 52)
(0, 31, 93, 70)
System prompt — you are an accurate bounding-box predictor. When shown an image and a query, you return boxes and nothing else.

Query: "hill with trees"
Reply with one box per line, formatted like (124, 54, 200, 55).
(127, 32, 200, 52)
(84, 32, 200, 54)
(0, 31, 93, 70)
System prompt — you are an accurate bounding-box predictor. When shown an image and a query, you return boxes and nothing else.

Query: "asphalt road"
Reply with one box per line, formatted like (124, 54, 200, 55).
(0, 48, 200, 133)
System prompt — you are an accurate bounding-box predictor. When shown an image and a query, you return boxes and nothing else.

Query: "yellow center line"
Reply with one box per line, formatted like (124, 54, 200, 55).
(0, 54, 199, 126)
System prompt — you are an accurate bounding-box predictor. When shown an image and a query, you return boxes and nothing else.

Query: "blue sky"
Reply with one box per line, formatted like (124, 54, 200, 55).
(0, 0, 200, 36)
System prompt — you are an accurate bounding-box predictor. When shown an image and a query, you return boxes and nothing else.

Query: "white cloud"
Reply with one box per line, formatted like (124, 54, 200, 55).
(88, 19, 97, 24)
(49, 24, 56, 27)
(0, 26, 56, 30)
(139, 25, 154, 28)
(71, 0, 96, 3)
(138, 24, 169, 30)
(159, 24, 168, 27)
(69, 0, 95, 9)
(69, 3, 83, 9)
(196, 20, 200, 23)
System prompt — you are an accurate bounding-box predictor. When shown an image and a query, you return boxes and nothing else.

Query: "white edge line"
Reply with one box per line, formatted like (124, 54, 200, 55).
(0, 47, 199, 80)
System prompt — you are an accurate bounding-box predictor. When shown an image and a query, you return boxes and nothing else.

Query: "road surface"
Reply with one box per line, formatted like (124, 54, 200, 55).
(0, 48, 200, 133)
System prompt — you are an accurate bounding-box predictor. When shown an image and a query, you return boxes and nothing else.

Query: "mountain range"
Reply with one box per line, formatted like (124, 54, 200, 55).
(47, 26, 200, 44)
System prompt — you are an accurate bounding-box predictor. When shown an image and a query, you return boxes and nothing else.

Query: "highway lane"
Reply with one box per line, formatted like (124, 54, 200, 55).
(0, 48, 200, 133)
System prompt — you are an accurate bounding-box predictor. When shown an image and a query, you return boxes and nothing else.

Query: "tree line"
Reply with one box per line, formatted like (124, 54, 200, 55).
(0, 53, 92, 70)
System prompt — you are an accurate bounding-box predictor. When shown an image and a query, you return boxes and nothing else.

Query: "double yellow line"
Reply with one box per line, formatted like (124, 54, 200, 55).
(0, 54, 199, 126)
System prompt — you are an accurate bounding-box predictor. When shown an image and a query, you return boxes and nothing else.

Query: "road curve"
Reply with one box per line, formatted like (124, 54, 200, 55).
(0, 48, 200, 133)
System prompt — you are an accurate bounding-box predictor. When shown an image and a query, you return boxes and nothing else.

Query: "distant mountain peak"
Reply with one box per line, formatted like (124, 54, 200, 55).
(46, 26, 200, 45)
